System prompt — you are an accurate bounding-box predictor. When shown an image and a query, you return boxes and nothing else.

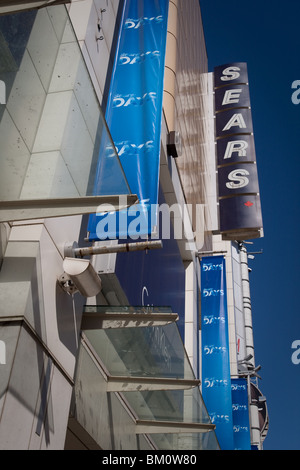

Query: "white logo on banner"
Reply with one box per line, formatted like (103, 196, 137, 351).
(203, 288, 224, 297)
(119, 51, 160, 65)
(125, 16, 163, 29)
(113, 92, 156, 108)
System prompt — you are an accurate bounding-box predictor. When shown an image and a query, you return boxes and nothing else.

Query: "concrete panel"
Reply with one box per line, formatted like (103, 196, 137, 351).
(33, 364, 72, 449)
(6, 50, 46, 151)
(0, 241, 46, 337)
(0, 324, 47, 450)
(85, 1, 110, 95)
(27, 8, 60, 90)
(0, 110, 31, 201)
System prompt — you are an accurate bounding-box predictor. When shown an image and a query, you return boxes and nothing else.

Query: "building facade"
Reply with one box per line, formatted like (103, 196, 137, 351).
(0, 0, 268, 450)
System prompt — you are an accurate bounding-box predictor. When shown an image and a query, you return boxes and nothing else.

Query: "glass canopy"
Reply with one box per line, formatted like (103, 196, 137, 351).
(0, 4, 136, 222)
(80, 305, 220, 450)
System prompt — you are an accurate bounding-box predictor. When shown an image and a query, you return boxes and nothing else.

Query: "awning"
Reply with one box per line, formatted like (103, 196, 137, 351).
(77, 305, 220, 450)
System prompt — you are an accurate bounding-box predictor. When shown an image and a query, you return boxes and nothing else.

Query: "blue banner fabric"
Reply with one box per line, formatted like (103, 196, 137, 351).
(201, 256, 234, 450)
(231, 378, 251, 450)
(88, 0, 169, 241)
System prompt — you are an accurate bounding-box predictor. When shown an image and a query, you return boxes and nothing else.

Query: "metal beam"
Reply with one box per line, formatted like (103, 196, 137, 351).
(135, 420, 215, 434)
(72, 240, 163, 258)
(0, 195, 138, 223)
(81, 310, 179, 330)
(106, 376, 200, 392)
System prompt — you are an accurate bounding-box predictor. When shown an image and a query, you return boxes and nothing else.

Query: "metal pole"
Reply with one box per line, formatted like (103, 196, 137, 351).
(239, 243, 255, 368)
(239, 242, 261, 449)
(73, 240, 163, 258)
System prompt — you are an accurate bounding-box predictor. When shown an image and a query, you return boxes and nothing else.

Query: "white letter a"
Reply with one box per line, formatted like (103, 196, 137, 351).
(222, 113, 246, 131)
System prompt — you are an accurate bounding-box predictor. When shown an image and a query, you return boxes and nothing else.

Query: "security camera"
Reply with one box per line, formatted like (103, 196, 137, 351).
(59, 257, 102, 297)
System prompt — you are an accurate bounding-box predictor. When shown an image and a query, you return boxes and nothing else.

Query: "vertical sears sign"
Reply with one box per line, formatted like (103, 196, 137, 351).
(214, 63, 263, 240)
(231, 378, 251, 450)
(201, 256, 234, 450)
(88, 0, 169, 240)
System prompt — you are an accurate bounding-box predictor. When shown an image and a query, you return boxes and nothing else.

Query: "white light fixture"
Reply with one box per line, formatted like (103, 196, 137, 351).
(59, 257, 102, 297)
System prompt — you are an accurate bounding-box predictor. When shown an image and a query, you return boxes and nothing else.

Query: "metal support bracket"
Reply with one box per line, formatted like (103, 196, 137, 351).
(106, 376, 200, 392)
(135, 420, 215, 434)
(0, 194, 138, 223)
(81, 308, 179, 329)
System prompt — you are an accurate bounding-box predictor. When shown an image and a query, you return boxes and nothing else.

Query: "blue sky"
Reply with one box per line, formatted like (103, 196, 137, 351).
(199, 0, 300, 450)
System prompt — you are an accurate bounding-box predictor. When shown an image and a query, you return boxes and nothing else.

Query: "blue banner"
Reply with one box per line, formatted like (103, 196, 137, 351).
(115, 185, 186, 340)
(201, 256, 234, 450)
(88, 0, 169, 241)
(231, 378, 251, 450)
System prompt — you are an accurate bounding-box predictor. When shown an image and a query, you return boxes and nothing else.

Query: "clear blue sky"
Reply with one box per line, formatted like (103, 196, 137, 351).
(199, 0, 300, 450)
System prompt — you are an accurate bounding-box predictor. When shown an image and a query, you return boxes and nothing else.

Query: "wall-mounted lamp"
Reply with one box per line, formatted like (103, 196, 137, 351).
(58, 257, 102, 297)
(59, 240, 162, 296)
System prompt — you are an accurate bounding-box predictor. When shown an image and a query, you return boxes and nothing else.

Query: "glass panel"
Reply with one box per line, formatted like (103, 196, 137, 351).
(0, 5, 130, 211)
(81, 312, 220, 449)
(124, 387, 219, 450)
(85, 321, 195, 380)
(83, 305, 175, 315)
(150, 431, 220, 451)
(124, 387, 211, 424)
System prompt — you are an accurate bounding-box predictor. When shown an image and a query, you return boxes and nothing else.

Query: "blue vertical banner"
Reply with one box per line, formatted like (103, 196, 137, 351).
(201, 256, 234, 450)
(88, 0, 169, 241)
(231, 378, 251, 450)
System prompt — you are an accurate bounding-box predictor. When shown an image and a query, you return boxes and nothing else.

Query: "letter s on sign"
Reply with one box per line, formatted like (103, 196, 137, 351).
(226, 169, 250, 189)
(291, 80, 300, 105)
(291, 340, 300, 365)
(221, 66, 241, 81)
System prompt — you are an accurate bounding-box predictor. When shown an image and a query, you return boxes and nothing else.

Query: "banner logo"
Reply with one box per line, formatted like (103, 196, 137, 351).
(119, 51, 160, 65)
(124, 15, 163, 29)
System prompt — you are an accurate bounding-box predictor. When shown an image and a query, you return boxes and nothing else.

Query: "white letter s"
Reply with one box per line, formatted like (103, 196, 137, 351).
(221, 66, 241, 81)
